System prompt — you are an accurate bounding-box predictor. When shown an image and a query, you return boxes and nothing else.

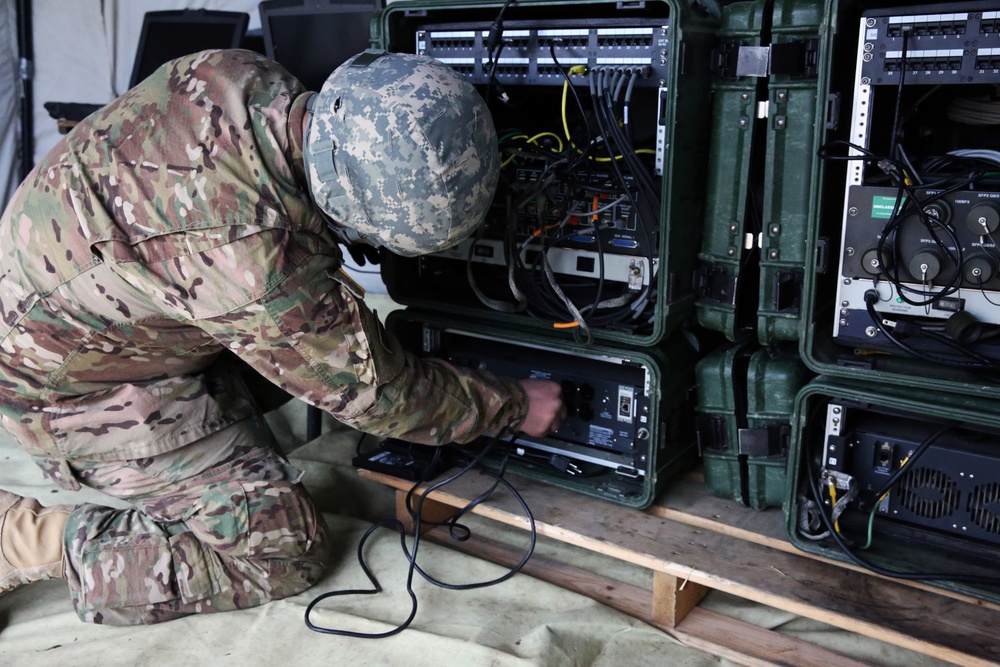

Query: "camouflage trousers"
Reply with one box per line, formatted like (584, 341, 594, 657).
(62, 414, 330, 625)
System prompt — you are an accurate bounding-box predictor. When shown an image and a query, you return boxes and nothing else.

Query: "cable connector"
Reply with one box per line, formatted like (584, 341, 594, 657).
(893, 320, 924, 336)
(548, 454, 581, 475)
(486, 23, 504, 54)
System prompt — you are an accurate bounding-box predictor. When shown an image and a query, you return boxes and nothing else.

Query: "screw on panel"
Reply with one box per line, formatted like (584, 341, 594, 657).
(846, 247, 855, 256)
(865, 326, 878, 337)
(861, 77, 871, 85)
(849, 207, 859, 216)
(841, 300, 849, 307)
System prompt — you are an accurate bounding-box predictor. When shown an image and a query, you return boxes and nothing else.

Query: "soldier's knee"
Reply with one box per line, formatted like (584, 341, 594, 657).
(65, 482, 330, 624)
(240, 480, 330, 598)
(264, 510, 330, 600)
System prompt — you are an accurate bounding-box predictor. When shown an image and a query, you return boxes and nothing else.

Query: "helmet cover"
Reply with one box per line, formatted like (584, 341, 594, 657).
(305, 51, 499, 256)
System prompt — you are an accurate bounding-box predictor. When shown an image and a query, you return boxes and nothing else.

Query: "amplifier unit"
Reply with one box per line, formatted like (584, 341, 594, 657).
(823, 405, 1000, 547)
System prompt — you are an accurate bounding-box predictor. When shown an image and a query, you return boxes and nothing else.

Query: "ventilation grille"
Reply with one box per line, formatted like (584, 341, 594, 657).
(968, 482, 1000, 537)
(897, 467, 960, 520)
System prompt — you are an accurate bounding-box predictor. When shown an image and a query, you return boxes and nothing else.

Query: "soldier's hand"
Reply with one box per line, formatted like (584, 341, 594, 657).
(517, 379, 567, 437)
(347, 244, 382, 267)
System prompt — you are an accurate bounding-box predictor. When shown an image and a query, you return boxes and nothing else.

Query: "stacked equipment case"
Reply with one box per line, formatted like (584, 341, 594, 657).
(372, 0, 720, 508)
(696, 341, 810, 509)
(786, 0, 1000, 605)
(696, 0, 825, 344)
(377, 0, 719, 348)
(693, 0, 822, 508)
(354, 0, 1000, 604)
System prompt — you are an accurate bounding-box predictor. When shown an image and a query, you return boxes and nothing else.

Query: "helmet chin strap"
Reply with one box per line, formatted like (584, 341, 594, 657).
(327, 222, 374, 247)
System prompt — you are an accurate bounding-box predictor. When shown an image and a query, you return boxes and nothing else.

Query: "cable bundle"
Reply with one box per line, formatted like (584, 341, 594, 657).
(472, 49, 663, 342)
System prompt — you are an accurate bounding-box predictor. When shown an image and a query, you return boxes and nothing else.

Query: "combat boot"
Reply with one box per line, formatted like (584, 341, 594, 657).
(0, 489, 71, 593)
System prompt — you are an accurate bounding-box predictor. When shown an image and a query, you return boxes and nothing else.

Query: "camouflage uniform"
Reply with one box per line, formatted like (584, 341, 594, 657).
(0, 49, 527, 625)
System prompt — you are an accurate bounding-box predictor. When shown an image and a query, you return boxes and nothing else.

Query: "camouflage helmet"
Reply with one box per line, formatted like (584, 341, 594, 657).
(304, 51, 500, 257)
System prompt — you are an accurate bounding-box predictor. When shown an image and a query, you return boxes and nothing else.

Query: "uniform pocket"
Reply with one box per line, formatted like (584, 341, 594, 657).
(168, 530, 226, 603)
(239, 480, 318, 561)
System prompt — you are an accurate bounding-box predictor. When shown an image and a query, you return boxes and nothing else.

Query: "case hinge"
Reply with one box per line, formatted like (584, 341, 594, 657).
(711, 40, 745, 78)
(694, 264, 737, 305)
(696, 415, 729, 455)
(734, 38, 820, 79)
(737, 424, 790, 457)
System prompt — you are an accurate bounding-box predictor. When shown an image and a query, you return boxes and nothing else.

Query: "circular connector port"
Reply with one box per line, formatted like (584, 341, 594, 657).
(966, 202, 1000, 236)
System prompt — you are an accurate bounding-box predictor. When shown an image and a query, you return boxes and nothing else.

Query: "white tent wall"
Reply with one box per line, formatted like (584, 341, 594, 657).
(31, 0, 261, 167)
(31, 0, 113, 165)
(0, 1, 20, 210)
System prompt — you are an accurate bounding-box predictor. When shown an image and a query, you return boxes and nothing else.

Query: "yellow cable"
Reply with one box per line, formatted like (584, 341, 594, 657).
(527, 131, 564, 153)
(560, 67, 650, 164)
(561, 66, 588, 141)
(827, 480, 840, 533)
(879, 455, 910, 502)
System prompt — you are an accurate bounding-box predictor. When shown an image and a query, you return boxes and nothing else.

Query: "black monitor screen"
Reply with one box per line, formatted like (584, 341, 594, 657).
(260, 0, 380, 91)
(131, 10, 249, 88)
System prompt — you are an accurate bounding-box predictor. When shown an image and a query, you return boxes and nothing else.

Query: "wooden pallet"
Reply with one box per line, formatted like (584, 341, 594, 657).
(358, 468, 1000, 667)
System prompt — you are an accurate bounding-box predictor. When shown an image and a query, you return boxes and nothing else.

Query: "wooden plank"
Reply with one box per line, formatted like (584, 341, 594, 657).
(652, 571, 708, 628)
(420, 525, 871, 667)
(394, 489, 458, 535)
(650, 475, 789, 545)
(359, 468, 1000, 666)
(649, 475, 1000, 612)
(673, 609, 872, 667)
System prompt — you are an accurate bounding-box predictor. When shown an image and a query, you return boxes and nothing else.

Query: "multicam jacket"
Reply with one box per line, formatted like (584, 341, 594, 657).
(0, 50, 526, 489)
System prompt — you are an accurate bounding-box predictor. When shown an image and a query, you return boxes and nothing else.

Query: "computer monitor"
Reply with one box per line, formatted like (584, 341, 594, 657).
(259, 0, 383, 91)
(130, 10, 250, 88)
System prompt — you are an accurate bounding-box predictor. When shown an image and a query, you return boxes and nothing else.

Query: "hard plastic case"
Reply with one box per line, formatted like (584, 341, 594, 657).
(385, 309, 698, 509)
(786, 377, 1000, 605)
(374, 0, 720, 347)
(696, 0, 825, 344)
(799, 0, 1000, 396)
(696, 340, 809, 509)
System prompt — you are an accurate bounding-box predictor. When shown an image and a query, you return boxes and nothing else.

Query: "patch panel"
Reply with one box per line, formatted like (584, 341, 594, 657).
(415, 18, 670, 87)
(856, 2, 1000, 85)
(975, 48, 1000, 71)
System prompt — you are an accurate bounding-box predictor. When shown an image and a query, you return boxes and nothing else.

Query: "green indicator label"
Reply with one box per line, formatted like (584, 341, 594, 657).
(872, 195, 904, 219)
